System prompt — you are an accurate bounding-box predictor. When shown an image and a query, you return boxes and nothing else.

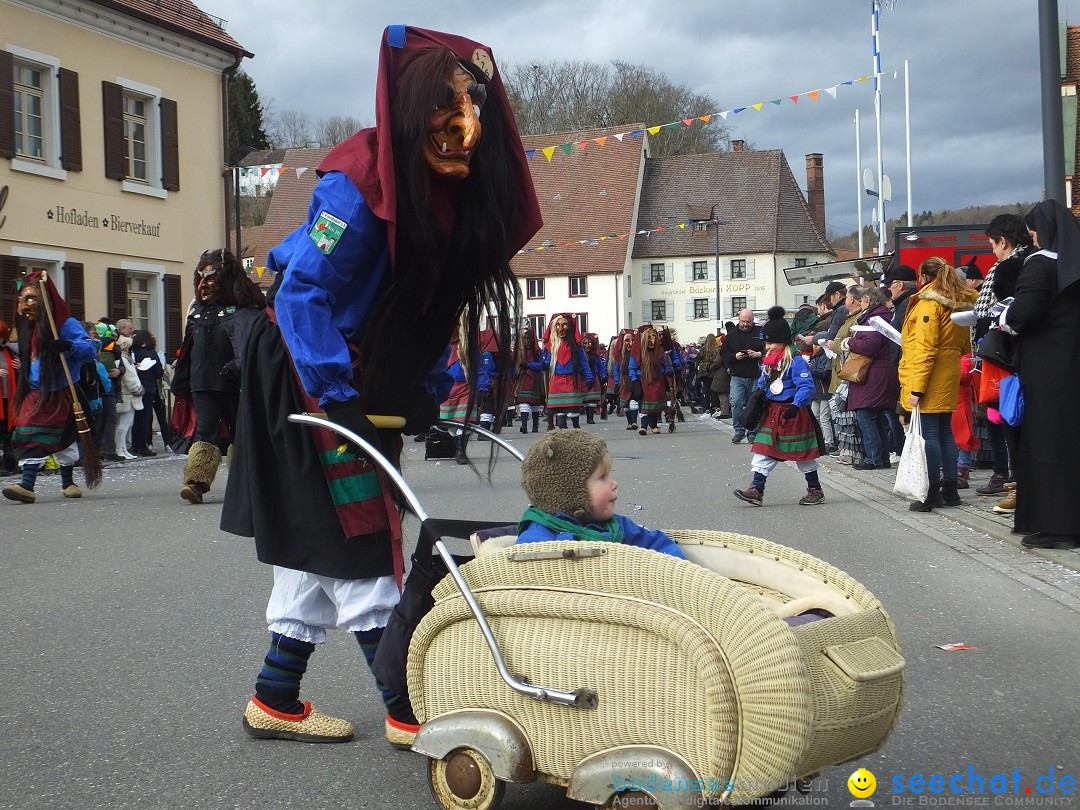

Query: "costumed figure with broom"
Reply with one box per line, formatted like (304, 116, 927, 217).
(580, 332, 605, 424)
(629, 324, 673, 436)
(513, 326, 545, 433)
(2, 271, 102, 503)
(659, 326, 684, 431)
(218, 25, 542, 748)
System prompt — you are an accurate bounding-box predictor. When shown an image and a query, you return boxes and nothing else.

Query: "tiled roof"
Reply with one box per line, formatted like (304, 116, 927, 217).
(632, 150, 834, 259)
(89, 0, 253, 58)
(252, 147, 333, 267)
(511, 125, 647, 278)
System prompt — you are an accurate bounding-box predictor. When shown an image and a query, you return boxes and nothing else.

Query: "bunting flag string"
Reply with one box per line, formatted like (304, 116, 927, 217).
(226, 67, 897, 173)
(514, 218, 706, 256)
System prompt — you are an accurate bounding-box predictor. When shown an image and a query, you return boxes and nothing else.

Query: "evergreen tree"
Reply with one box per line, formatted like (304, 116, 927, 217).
(228, 70, 270, 164)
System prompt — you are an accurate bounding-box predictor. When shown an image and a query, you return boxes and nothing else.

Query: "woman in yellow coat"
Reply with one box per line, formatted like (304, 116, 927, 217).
(898, 257, 977, 512)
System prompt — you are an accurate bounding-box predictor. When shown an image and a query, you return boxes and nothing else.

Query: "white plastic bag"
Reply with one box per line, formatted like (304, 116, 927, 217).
(893, 406, 929, 502)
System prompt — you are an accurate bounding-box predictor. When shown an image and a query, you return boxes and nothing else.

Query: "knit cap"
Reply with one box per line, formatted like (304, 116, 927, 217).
(521, 429, 609, 522)
(762, 305, 792, 344)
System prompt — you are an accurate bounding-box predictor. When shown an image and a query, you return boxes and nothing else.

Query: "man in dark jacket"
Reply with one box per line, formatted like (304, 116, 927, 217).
(722, 309, 765, 443)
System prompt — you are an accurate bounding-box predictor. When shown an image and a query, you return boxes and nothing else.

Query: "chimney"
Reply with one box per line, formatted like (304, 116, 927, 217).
(805, 153, 825, 237)
(731, 139, 745, 152)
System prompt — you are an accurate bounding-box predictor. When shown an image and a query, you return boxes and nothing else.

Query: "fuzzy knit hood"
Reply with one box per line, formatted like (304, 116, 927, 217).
(521, 429, 607, 521)
(916, 286, 976, 312)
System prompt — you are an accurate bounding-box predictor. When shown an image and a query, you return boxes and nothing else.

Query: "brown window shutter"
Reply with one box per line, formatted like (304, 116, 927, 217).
(58, 68, 82, 172)
(163, 274, 182, 359)
(1, 255, 22, 321)
(160, 97, 179, 191)
(102, 81, 124, 180)
(106, 267, 127, 323)
(0, 51, 14, 159)
(64, 262, 85, 321)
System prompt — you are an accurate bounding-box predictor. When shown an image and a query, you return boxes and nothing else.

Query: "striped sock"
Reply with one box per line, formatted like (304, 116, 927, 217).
(354, 628, 417, 725)
(20, 464, 39, 491)
(254, 632, 314, 715)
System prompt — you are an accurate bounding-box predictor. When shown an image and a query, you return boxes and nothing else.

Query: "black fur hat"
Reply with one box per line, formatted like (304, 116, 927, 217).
(763, 306, 792, 344)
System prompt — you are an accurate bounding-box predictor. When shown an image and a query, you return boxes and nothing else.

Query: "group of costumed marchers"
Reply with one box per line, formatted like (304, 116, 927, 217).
(610, 325, 682, 435)
(2, 271, 103, 504)
(216, 25, 543, 747)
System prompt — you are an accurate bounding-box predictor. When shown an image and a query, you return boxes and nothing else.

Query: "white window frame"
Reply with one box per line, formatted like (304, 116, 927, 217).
(573, 313, 588, 335)
(731, 259, 747, 279)
(526, 277, 545, 299)
(569, 275, 587, 297)
(7, 45, 66, 181)
(693, 298, 709, 320)
(650, 299, 667, 322)
(115, 77, 167, 200)
(692, 260, 709, 281)
(12, 246, 66, 290)
(649, 262, 666, 283)
(121, 261, 166, 339)
(794, 257, 808, 267)
(526, 313, 546, 340)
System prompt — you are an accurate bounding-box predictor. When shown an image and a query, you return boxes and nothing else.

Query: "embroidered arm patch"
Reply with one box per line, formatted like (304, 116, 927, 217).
(309, 211, 347, 255)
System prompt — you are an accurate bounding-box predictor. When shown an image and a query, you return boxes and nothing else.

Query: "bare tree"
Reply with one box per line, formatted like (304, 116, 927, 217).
(503, 59, 731, 157)
(317, 115, 366, 147)
(268, 108, 315, 148)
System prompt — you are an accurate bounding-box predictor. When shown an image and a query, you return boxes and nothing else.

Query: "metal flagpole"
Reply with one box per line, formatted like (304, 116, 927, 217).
(905, 59, 912, 227)
(856, 110, 864, 258)
(872, 0, 886, 255)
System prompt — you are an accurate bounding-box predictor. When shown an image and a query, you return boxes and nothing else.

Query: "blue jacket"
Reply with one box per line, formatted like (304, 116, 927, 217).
(540, 347, 594, 386)
(269, 171, 452, 409)
(27, 318, 97, 393)
(757, 354, 814, 408)
(628, 354, 673, 382)
(517, 512, 685, 559)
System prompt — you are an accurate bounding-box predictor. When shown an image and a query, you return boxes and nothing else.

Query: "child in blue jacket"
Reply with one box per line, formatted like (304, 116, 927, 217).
(516, 429, 684, 558)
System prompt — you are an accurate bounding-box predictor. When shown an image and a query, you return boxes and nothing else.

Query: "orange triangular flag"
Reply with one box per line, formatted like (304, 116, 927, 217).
(808, 90, 820, 101)
(595, 137, 607, 146)
(698, 115, 712, 123)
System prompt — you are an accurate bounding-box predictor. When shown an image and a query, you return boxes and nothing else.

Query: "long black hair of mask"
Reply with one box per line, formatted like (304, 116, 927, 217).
(357, 46, 520, 430)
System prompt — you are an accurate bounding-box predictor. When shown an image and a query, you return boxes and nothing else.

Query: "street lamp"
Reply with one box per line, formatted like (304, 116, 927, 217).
(709, 206, 731, 338)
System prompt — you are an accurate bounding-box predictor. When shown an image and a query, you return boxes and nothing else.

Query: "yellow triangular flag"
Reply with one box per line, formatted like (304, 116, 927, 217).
(542, 146, 556, 162)
(647, 126, 661, 135)
(752, 103, 763, 111)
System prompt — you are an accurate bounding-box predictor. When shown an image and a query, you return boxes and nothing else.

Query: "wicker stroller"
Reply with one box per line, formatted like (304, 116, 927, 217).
(292, 414, 905, 810)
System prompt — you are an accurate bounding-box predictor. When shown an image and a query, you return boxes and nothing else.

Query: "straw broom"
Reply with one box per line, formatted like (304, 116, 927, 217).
(36, 271, 103, 489)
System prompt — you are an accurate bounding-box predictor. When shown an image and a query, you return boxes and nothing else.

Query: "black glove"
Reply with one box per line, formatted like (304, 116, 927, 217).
(783, 404, 800, 419)
(50, 338, 73, 353)
(402, 388, 439, 436)
(324, 398, 381, 456)
(219, 362, 240, 385)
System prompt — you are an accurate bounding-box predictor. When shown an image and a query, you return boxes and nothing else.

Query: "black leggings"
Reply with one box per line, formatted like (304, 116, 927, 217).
(192, 391, 239, 445)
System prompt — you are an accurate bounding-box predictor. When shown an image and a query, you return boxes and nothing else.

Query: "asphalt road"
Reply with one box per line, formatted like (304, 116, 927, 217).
(1, 416, 1078, 810)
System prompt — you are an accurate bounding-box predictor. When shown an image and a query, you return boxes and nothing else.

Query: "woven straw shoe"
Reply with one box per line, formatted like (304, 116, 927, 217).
(243, 698, 354, 743)
(2, 484, 36, 503)
(63, 484, 82, 499)
(385, 715, 420, 750)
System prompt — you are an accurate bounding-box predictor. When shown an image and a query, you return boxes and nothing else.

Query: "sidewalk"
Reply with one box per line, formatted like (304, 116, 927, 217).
(697, 410, 1080, 576)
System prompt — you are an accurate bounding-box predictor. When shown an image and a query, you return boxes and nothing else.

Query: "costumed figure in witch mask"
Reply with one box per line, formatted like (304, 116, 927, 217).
(629, 324, 673, 435)
(219, 26, 542, 746)
(614, 328, 640, 429)
(540, 313, 592, 429)
(437, 319, 497, 464)
(169, 248, 266, 504)
(580, 332, 605, 424)
(514, 326, 545, 433)
(2, 272, 101, 504)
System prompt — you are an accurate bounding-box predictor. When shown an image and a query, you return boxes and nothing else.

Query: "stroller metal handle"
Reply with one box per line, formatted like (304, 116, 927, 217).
(286, 412, 595, 710)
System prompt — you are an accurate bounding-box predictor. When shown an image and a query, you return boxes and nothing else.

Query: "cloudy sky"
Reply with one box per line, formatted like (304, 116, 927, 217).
(209, 0, 1052, 241)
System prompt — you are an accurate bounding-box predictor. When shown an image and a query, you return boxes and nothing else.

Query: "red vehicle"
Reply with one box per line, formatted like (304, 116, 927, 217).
(893, 223, 994, 277)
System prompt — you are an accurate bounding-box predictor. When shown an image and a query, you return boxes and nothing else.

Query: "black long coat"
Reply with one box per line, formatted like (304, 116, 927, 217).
(1005, 253, 1080, 536)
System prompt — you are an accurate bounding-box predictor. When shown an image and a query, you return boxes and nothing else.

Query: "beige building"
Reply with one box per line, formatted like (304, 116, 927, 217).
(1, 0, 250, 355)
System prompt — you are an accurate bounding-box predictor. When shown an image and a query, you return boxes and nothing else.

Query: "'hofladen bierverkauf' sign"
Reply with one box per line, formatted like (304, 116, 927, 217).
(48, 206, 161, 237)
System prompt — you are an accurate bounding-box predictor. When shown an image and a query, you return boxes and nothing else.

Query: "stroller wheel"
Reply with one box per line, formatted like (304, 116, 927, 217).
(429, 748, 506, 810)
